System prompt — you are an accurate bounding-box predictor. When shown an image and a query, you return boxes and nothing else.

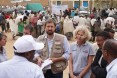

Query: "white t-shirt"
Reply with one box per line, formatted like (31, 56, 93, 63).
(37, 19, 42, 25)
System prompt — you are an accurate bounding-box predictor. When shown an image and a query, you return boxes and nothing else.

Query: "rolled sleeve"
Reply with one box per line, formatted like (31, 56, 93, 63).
(89, 44, 96, 55)
(62, 36, 70, 60)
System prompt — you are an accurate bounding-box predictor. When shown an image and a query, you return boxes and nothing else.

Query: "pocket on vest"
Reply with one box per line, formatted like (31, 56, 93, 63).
(53, 49, 63, 57)
(51, 61, 68, 73)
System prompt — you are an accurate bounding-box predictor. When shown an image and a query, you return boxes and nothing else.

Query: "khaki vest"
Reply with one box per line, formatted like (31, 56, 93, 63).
(37, 33, 68, 74)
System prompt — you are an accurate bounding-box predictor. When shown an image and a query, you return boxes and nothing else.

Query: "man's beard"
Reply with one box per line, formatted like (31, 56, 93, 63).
(46, 31, 54, 35)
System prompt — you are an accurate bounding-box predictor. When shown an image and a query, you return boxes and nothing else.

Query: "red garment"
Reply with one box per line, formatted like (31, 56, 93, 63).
(90, 13, 94, 19)
(5, 14, 10, 19)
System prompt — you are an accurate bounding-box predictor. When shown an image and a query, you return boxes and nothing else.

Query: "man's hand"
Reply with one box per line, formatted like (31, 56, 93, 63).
(49, 58, 58, 63)
(36, 57, 44, 66)
(50, 57, 66, 63)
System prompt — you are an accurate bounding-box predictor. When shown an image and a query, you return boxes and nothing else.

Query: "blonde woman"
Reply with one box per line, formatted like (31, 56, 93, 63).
(69, 26, 95, 78)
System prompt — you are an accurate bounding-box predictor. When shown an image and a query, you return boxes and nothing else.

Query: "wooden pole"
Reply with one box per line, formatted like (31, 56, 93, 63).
(79, 0, 80, 10)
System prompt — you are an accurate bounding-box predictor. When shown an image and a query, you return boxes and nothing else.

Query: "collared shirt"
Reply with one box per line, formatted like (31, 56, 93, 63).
(0, 55, 44, 78)
(106, 58, 117, 78)
(0, 47, 7, 63)
(70, 41, 95, 78)
(36, 33, 70, 60)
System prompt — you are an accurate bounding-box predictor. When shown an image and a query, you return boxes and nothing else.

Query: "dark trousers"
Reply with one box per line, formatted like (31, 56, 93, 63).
(93, 32, 98, 41)
(37, 25, 42, 36)
(6, 22, 10, 31)
(1, 24, 6, 32)
(44, 69, 63, 78)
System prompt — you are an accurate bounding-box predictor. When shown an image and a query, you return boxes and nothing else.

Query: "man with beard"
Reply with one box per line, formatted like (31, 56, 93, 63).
(35, 18, 70, 78)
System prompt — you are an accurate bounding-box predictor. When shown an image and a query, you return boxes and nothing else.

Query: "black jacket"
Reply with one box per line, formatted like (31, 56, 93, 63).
(91, 49, 108, 78)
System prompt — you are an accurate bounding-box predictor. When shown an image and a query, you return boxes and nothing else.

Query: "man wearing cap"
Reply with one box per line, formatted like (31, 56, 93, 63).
(36, 18, 70, 78)
(0, 35, 45, 78)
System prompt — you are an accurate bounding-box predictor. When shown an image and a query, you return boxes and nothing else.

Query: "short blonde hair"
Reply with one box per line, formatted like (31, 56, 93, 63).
(74, 26, 91, 41)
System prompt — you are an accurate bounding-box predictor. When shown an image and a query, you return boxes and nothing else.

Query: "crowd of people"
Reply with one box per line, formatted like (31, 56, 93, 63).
(0, 5, 117, 78)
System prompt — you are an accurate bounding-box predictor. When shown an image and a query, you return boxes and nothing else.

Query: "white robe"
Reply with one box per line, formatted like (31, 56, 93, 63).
(78, 17, 87, 26)
(9, 19, 18, 36)
(105, 17, 115, 28)
(63, 19, 74, 34)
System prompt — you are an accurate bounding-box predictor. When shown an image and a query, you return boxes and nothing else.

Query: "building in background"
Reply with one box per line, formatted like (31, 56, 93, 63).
(50, 0, 95, 9)
(94, 0, 117, 9)
(0, 0, 116, 9)
(50, 0, 117, 9)
(11, 0, 23, 3)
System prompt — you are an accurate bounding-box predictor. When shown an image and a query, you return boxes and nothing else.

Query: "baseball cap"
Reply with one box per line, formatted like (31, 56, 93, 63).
(13, 35, 44, 53)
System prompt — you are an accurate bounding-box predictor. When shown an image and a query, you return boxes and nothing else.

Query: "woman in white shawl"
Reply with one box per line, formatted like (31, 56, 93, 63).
(9, 16, 18, 39)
